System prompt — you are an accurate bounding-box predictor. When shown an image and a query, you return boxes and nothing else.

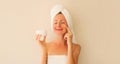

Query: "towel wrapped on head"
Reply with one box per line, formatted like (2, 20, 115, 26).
(50, 4, 77, 43)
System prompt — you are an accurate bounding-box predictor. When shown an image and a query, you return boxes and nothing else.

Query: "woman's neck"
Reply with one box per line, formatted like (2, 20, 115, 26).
(54, 35, 66, 46)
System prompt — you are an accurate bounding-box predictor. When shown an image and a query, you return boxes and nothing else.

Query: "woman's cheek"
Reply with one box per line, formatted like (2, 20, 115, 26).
(53, 25, 56, 31)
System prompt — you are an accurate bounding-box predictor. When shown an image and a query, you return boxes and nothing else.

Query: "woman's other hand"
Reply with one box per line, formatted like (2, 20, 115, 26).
(64, 25, 73, 48)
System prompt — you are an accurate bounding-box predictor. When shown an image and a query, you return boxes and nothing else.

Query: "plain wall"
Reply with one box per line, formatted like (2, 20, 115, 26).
(0, 0, 120, 64)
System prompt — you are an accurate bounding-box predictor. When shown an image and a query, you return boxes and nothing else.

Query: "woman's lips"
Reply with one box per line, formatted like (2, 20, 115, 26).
(55, 29, 63, 31)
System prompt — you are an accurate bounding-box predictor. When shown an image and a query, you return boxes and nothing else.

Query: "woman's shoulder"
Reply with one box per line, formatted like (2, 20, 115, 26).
(72, 43, 81, 50)
(72, 43, 81, 55)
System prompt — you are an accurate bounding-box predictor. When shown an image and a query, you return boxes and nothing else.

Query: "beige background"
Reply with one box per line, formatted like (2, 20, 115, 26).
(0, 0, 120, 64)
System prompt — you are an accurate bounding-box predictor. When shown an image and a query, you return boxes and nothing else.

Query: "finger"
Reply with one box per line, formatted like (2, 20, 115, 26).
(36, 34, 42, 41)
(64, 33, 69, 40)
(64, 34, 67, 40)
(66, 26, 72, 34)
(35, 34, 39, 40)
(43, 35, 46, 41)
(63, 24, 71, 33)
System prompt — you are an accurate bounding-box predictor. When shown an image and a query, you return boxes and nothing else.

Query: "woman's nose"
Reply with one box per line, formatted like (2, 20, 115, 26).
(56, 22, 61, 27)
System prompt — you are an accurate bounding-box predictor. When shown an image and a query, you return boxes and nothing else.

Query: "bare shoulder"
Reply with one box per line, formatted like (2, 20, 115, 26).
(72, 43, 81, 64)
(72, 43, 81, 55)
(73, 43, 81, 51)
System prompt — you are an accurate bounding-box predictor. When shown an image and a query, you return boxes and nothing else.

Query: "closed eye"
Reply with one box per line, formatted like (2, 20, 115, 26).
(54, 22, 57, 24)
(61, 22, 65, 24)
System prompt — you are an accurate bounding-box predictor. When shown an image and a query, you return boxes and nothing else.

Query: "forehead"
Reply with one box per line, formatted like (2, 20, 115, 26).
(54, 14, 66, 20)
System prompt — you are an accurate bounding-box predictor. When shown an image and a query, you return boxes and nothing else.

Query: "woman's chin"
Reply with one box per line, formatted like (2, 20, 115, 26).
(54, 30, 66, 35)
(55, 32, 64, 36)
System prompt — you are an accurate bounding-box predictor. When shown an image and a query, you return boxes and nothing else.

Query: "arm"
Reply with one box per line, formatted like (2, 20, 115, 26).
(35, 34, 48, 64)
(40, 47, 47, 64)
(64, 25, 81, 64)
(67, 44, 75, 64)
(67, 44, 81, 64)
(73, 45, 81, 64)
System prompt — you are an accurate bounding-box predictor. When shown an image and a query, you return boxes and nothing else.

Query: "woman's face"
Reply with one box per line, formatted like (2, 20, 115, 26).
(53, 14, 68, 35)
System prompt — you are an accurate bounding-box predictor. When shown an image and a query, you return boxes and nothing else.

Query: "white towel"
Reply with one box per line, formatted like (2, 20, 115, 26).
(50, 4, 77, 43)
(48, 55, 67, 64)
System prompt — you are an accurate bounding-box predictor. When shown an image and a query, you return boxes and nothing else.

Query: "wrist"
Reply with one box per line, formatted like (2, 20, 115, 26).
(40, 46, 47, 52)
(67, 41, 72, 47)
(68, 45, 73, 51)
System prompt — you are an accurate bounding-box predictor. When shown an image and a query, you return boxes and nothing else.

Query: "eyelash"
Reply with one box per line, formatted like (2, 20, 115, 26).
(61, 22, 65, 24)
(54, 22, 65, 24)
(54, 22, 57, 24)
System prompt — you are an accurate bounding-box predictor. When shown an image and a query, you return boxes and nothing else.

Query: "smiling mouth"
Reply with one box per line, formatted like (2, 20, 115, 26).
(55, 29, 63, 31)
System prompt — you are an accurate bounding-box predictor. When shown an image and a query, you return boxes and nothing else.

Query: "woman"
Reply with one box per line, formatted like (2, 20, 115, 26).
(35, 5, 81, 64)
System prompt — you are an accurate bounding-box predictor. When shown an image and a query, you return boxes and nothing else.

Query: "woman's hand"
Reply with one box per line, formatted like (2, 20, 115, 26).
(64, 25, 73, 48)
(35, 34, 47, 50)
